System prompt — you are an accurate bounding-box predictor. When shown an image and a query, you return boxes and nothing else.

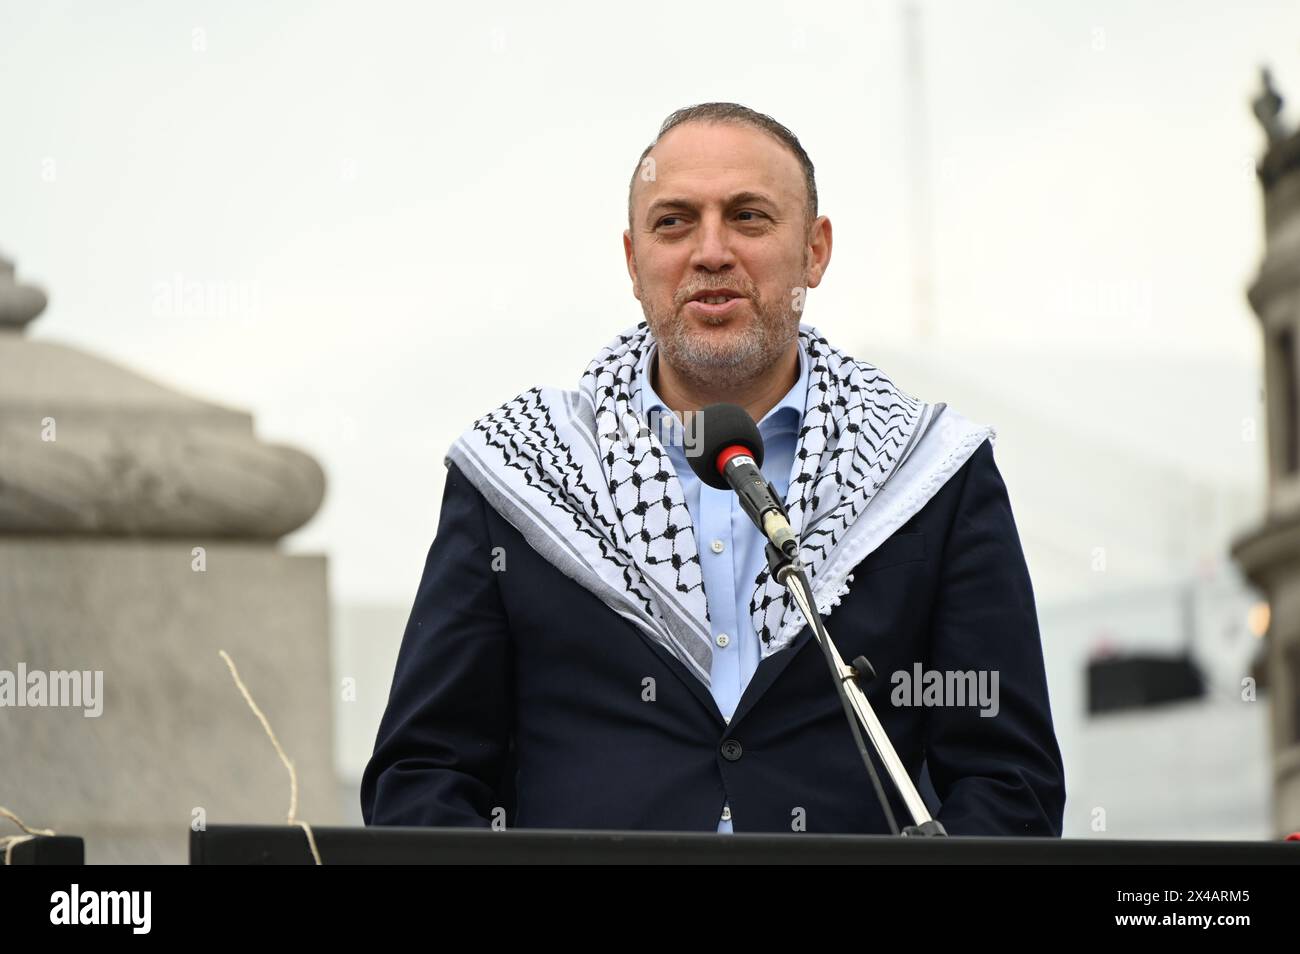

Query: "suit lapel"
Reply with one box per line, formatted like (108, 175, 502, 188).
(621, 615, 728, 729)
(727, 624, 814, 729)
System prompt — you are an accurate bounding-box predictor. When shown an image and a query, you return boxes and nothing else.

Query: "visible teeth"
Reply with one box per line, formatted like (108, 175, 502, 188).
(699, 296, 731, 304)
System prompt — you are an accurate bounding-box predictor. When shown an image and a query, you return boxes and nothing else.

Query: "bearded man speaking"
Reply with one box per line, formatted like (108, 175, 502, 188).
(361, 103, 1066, 836)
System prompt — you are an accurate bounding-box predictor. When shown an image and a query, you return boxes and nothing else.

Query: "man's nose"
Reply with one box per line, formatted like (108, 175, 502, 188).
(688, 214, 737, 272)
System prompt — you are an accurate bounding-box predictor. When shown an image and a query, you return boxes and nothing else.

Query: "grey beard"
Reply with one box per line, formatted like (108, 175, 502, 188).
(646, 301, 799, 391)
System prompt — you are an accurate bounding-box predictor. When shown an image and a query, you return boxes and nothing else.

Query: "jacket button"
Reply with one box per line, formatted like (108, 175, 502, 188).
(720, 739, 743, 761)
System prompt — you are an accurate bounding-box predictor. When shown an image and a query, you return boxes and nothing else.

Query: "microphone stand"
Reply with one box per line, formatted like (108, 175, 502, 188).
(764, 538, 947, 837)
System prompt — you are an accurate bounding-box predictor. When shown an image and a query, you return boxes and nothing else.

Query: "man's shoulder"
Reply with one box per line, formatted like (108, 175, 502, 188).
(961, 434, 997, 475)
(957, 435, 1007, 493)
(461, 385, 586, 427)
(443, 383, 586, 504)
(464, 385, 550, 424)
(921, 432, 1002, 515)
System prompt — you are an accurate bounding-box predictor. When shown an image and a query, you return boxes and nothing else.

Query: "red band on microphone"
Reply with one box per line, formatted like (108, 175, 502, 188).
(715, 444, 754, 476)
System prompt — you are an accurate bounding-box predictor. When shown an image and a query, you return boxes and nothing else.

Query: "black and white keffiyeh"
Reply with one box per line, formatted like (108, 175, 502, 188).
(447, 322, 993, 689)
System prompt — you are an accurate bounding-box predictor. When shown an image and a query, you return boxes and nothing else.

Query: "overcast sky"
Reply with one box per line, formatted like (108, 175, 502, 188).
(4, 0, 1298, 603)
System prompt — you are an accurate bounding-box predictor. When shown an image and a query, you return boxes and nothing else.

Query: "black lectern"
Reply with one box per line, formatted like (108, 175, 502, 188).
(3, 835, 84, 865)
(190, 824, 1300, 865)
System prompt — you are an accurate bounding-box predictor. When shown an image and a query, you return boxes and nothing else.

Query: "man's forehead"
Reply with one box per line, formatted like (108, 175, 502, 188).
(636, 122, 803, 211)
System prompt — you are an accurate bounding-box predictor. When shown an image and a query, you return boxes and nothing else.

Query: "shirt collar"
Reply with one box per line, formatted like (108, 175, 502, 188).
(637, 332, 809, 436)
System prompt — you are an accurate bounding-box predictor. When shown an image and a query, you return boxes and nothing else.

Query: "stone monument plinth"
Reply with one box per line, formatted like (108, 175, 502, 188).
(0, 253, 340, 863)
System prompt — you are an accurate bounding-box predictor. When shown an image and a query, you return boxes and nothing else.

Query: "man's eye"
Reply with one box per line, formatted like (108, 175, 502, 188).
(656, 211, 764, 227)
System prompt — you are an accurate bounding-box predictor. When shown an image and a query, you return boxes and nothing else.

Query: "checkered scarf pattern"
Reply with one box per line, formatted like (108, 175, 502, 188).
(447, 322, 975, 688)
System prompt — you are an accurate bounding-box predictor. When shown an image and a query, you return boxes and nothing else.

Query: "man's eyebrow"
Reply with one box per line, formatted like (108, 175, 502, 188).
(644, 191, 780, 223)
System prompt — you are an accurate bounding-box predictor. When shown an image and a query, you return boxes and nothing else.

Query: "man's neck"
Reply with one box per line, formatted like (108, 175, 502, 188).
(652, 341, 800, 423)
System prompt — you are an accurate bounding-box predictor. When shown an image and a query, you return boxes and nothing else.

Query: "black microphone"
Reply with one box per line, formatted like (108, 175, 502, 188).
(687, 403, 799, 557)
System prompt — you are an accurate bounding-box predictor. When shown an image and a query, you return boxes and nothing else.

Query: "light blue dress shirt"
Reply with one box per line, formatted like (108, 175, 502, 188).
(636, 340, 810, 833)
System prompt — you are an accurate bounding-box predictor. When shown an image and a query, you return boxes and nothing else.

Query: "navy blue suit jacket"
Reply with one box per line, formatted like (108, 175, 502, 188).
(361, 438, 1066, 835)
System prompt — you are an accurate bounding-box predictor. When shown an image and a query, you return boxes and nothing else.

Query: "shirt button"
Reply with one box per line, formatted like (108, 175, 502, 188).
(721, 805, 732, 822)
(715, 633, 730, 648)
(710, 539, 725, 554)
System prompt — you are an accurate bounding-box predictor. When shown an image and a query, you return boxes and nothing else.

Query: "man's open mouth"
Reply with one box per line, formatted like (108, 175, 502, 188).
(686, 296, 745, 317)
(687, 289, 744, 303)
(685, 289, 746, 317)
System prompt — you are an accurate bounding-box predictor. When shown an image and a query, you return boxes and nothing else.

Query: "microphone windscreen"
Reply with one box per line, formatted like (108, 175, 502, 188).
(687, 402, 765, 490)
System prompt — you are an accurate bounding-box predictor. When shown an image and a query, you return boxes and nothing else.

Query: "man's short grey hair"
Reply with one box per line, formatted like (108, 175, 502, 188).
(627, 102, 818, 234)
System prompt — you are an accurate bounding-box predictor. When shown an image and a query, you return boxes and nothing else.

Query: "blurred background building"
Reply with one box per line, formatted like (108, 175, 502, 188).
(1232, 68, 1300, 837)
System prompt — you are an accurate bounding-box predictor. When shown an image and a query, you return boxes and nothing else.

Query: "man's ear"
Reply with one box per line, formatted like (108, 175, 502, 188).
(623, 229, 641, 300)
(803, 215, 832, 289)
